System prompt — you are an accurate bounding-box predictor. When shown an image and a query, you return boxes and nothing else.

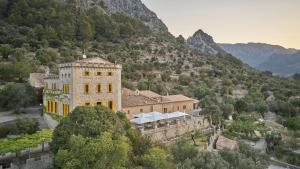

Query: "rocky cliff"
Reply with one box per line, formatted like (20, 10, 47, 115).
(187, 29, 225, 55)
(75, 0, 170, 35)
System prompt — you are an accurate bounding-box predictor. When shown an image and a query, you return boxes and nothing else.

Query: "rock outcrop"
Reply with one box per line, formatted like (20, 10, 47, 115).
(187, 29, 226, 55)
(75, 0, 170, 35)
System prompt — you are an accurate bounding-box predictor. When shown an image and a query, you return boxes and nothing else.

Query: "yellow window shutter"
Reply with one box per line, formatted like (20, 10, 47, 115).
(50, 101, 53, 113)
(112, 100, 116, 112)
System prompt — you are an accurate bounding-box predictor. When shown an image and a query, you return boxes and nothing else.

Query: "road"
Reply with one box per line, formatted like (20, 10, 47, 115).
(0, 106, 49, 129)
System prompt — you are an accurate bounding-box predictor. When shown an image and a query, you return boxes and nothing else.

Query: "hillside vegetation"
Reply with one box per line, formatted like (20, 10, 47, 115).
(1, 0, 300, 119)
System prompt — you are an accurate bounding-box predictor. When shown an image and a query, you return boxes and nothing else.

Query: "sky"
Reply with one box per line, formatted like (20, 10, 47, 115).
(141, 0, 300, 49)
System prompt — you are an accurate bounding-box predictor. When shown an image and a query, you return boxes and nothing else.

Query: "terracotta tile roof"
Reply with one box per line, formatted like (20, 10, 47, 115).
(216, 136, 238, 150)
(121, 88, 199, 107)
(122, 95, 158, 108)
(140, 90, 162, 98)
(163, 95, 198, 103)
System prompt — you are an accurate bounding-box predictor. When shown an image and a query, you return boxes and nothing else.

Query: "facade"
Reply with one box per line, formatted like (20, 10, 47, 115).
(122, 88, 199, 118)
(43, 57, 122, 116)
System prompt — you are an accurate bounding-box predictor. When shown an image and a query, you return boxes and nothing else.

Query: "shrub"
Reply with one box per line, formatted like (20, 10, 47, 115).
(16, 118, 39, 134)
(0, 125, 10, 138)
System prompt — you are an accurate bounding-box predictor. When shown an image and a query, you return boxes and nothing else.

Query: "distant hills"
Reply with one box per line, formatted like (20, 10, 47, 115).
(219, 43, 300, 76)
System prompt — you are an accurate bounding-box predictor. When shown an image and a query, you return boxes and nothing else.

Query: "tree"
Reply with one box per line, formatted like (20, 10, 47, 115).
(265, 131, 282, 153)
(127, 130, 152, 156)
(221, 104, 234, 119)
(203, 105, 222, 125)
(176, 35, 185, 44)
(76, 14, 93, 42)
(141, 148, 170, 169)
(191, 152, 230, 169)
(0, 83, 36, 112)
(235, 99, 248, 113)
(51, 106, 127, 153)
(16, 118, 39, 134)
(238, 141, 269, 168)
(284, 117, 300, 131)
(171, 139, 198, 163)
(55, 133, 129, 169)
(255, 101, 268, 118)
(0, 44, 13, 59)
(179, 74, 191, 86)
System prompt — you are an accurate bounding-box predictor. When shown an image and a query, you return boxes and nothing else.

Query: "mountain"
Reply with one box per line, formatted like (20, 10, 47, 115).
(75, 0, 170, 36)
(0, 0, 299, 115)
(187, 29, 226, 55)
(219, 43, 299, 76)
(257, 51, 300, 76)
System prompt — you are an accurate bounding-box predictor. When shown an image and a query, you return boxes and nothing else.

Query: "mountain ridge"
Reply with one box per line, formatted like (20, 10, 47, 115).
(74, 0, 171, 37)
(219, 42, 299, 76)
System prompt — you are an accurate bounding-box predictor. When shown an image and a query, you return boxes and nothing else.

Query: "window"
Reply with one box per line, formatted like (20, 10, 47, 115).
(49, 101, 55, 113)
(52, 83, 56, 90)
(50, 101, 53, 112)
(68, 74, 71, 78)
(127, 110, 130, 115)
(177, 106, 180, 110)
(108, 84, 113, 93)
(96, 84, 101, 93)
(96, 72, 102, 76)
(85, 102, 90, 106)
(150, 106, 154, 112)
(63, 104, 70, 117)
(140, 109, 143, 112)
(84, 84, 90, 94)
(52, 101, 57, 113)
(108, 72, 113, 76)
(63, 84, 70, 93)
(97, 102, 102, 106)
(109, 101, 113, 109)
(183, 105, 186, 110)
(163, 108, 167, 113)
(83, 71, 90, 76)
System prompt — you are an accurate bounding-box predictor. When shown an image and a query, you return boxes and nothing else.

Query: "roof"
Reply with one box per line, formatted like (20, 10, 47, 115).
(163, 95, 198, 103)
(140, 90, 162, 98)
(29, 73, 44, 88)
(121, 88, 199, 108)
(59, 57, 121, 69)
(216, 136, 238, 150)
(72, 57, 112, 64)
(122, 95, 158, 108)
(131, 111, 188, 125)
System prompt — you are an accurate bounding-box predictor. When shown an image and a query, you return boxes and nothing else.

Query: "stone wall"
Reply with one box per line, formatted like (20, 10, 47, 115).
(0, 154, 53, 169)
(142, 116, 210, 143)
(123, 100, 196, 119)
(43, 114, 58, 129)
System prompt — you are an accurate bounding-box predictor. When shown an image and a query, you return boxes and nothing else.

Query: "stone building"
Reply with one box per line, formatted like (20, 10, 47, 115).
(122, 88, 199, 118)
(43, 57, 122, 116)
